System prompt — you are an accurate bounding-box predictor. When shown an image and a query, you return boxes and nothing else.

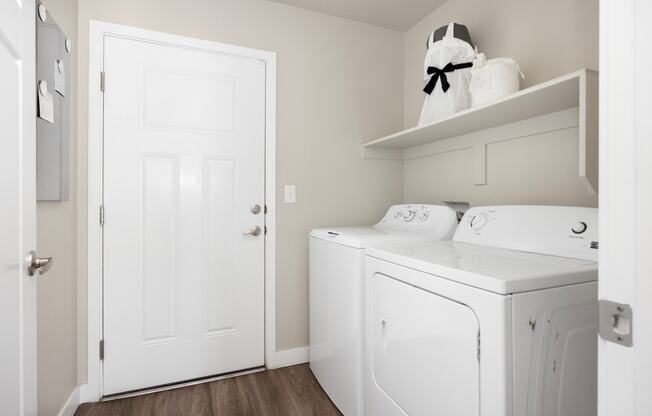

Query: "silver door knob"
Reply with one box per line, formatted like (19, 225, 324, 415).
(243, 225, 262, 236)
(251, 204, 262, 215)
(27, 251, 54, 276)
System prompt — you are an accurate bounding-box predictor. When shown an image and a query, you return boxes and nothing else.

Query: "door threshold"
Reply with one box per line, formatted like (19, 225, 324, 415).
(102, 366, 266, 401)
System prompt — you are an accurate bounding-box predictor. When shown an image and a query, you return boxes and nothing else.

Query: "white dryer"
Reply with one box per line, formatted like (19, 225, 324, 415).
(309, 204, 458, 416)
(364, 206, 599, 416)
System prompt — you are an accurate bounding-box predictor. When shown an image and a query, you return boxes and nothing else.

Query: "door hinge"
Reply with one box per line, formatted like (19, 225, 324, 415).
(99, 205, 105, 226)
(599, 299, 633, 347)
(99, 339, 105, 360)
(100, 71, 105, 92)
(477, 330, 481, 361)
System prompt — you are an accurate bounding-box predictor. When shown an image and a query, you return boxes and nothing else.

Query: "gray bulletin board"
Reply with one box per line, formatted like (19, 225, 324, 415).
(36, 4, 70, 201)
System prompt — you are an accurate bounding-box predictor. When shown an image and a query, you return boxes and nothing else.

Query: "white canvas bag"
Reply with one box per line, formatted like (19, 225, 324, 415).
(419, 22, 476, 125)
(470, 55, 524, 107)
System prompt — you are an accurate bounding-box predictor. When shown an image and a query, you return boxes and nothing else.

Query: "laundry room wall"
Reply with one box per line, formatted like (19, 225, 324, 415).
(402, 0, 599, 207)
(75, 0, 404, 379)
(37, 0, 79, 414)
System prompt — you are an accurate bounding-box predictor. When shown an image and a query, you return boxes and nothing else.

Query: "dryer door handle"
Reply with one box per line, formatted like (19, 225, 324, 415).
(381, 318, 388, 351)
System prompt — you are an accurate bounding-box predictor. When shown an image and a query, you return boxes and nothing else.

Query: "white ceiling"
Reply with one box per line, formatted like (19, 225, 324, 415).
(267, 0, 448, 31)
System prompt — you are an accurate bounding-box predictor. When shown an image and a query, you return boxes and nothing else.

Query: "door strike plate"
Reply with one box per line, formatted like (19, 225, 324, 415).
(599, 300, 633, 347)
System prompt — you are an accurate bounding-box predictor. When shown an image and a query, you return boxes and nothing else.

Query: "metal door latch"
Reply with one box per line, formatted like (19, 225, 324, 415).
(599, 300, 633, 347)
(27, 251, 54, 276)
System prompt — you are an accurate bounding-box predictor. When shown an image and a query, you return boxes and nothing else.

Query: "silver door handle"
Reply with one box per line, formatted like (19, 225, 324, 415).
(27, 251, 54, 276)
(243, 225, 261, 236)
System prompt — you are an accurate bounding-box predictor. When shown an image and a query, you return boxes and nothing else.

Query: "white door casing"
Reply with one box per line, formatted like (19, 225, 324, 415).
(599, 0, 652, 415)
(84, 22, 276, 400)
(0, 0, 37, 414)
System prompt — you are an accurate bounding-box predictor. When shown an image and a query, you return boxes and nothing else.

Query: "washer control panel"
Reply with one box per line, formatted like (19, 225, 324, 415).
(571, 221, 588, 235)
(455, 206, 599, 261)
(378, 204, 458, 239)
(469, 212, 488, 230)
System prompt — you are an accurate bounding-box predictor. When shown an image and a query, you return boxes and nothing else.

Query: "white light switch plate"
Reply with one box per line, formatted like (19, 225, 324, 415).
(285, 185, 296, 203)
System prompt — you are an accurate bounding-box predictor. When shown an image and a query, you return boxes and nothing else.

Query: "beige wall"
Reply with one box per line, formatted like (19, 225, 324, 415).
(37, 0, 79, 414)
(402, 0, 599, 207)
(75, 0, 404, 377)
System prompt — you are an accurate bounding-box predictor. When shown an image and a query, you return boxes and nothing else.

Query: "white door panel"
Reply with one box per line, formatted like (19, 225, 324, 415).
(103, 36, 265, 395)
(0, 0, 37, 414)
(599, 0, 652, 414)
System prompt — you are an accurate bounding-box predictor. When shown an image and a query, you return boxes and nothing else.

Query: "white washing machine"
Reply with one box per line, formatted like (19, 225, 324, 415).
(364, 206, 599, 416)
(309, 204, 459, 416)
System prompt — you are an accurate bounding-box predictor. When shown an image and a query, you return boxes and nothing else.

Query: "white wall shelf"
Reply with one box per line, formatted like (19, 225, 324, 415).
(362, 68, 599, 194)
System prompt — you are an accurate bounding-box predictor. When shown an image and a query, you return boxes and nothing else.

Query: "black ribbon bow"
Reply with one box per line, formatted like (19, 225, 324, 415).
(423, 62, 473, 95)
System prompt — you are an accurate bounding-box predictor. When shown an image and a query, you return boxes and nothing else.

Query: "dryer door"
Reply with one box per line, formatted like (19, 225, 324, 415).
(368, 273, 480, 416)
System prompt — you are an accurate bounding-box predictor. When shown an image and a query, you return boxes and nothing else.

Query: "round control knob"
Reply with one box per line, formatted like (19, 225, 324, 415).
(470, 213, 488, 230)
(418, 211, 430, 222)
(571, 221, 588, 235)
(402, 209, 416, 222)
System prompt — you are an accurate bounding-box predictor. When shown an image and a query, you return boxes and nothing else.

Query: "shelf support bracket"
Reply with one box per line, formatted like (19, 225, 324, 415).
(473, 144, 487, 185)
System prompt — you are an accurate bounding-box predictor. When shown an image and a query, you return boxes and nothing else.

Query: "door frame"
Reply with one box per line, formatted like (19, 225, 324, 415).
(82, 20, 277, 402)
(598, 0, 652, 414)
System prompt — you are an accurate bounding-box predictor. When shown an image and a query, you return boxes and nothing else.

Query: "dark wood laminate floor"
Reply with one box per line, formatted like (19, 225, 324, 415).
(75, 364, 342, 416)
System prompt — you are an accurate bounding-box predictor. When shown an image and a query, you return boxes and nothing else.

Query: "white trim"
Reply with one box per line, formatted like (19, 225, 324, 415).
(264, 50, 278, 371)
(273, 347, 309, 369)
(56, 386, 80, 416)
(82, 20, 277, 402)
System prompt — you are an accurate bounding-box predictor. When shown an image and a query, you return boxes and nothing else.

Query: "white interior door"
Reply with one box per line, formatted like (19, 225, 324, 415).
(0, 0, 37, 414)
(102, 35, 266, 395)
(599, 0, 652, 415)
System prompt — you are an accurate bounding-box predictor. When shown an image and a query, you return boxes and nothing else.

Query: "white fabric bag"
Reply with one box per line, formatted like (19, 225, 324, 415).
(469, 55, 524, 107)
(419, 22, 476, 126)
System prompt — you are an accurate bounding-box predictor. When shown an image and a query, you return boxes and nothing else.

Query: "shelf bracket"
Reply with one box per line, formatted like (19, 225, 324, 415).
(579, 69, 599, 194)
(473, 144, 487, 186)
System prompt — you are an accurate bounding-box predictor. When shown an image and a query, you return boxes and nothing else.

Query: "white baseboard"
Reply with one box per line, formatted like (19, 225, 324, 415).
(272, 346, 309, 369)
(56, 385, 80, 416)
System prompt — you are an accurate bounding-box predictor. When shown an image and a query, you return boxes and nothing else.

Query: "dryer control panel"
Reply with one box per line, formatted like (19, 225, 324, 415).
(455, 206, 599, 261)
(376, 204, 458, 240)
